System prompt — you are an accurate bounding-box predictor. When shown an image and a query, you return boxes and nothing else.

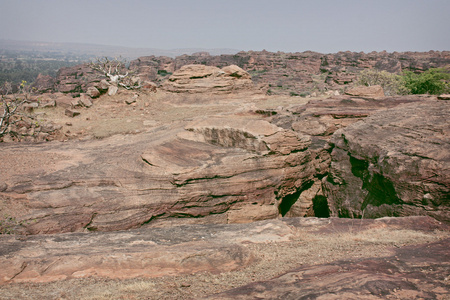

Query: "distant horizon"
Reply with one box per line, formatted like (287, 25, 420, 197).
(1, 0, 449, 54)
(1, 38, 448, 57)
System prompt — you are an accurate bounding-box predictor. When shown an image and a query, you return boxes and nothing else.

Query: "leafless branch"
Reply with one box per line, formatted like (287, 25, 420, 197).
(88, 57, 141, 90)
(0, 81, 32, 139)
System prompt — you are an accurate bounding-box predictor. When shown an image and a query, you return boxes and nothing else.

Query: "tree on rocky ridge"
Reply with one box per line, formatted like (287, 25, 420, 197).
(0, 81, 33, 140)
(88, 56, 141, 91)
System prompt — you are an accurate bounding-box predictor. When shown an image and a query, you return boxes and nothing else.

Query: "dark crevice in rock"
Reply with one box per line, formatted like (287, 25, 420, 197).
(312, 195, 330, 218)
(278, 180, 314, 217)
(349, 154, 402, 211)
(84, 213, 98, 231)
(361, 173, 402, 210)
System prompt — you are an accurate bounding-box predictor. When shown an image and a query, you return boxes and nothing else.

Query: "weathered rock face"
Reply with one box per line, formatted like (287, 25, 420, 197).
(55, 64, 105, 96)
(0, 216, 447, 294)
(324, 100, 450, 222)
(0, 113, 329, 234)
(48, 50, 450, 96)
(0, 220, 264, 284)
(345, 84, 385, 98)
(161, 65, 253, 93)
(31, 74, 55, 93)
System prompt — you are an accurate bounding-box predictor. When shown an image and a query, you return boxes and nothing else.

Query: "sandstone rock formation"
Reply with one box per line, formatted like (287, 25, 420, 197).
(162, 65, 253, 93)
(0, 216, 447, 300)
(31, 74, 55, 93)
(345, 84, 385, 98)
(39, 50, 450, 97)
(324, 100, 450, 222)
(210, 235, 450, 299)
(0, 113, 329, 234)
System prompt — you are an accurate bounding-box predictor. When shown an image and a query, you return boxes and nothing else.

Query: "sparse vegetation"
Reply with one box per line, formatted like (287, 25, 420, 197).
(403, 67, 450, 95)
(0, 81, 32, 139)
(88, 56, 141, 90)
(0, 215, 20, 234)
(358, 69, 409, 96)
(358, 68, 450, 96)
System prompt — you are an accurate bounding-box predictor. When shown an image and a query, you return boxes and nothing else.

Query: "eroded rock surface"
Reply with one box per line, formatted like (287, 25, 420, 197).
(324, 100, 450, 222)
(43, 50, 450, 97)
(162, 64, 253, 93)
(0, 112, 329, 234)
(209, 236, 450, 300)
(0, 216, 447, 287)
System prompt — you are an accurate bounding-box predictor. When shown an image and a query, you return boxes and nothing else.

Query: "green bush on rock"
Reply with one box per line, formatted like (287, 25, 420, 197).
(402, 68, 450, 95)
(358, 68, 450, 96)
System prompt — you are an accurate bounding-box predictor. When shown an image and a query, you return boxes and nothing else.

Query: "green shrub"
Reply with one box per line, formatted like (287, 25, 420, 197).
(402, 68, 450, 95)
(358, 69, 409, 96)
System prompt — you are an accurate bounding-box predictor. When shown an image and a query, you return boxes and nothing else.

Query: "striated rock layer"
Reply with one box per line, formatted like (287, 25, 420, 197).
(161, 64, 253, 93)
(36, 50, 450, 96)
(0, 216, 447, 286)
(210, 236, 450, 299)
(0, 114, 329, 234)
(324, 100, 450, 222)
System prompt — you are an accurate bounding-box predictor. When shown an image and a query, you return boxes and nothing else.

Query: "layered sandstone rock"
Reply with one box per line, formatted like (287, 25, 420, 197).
(211, 235, 450, 299)
(161, 65, 253, 93)
(0, 114, 329, 234)
(324, 100, 450, 222)
(47, 50, 450, 97)
(345, 85, 385, 98)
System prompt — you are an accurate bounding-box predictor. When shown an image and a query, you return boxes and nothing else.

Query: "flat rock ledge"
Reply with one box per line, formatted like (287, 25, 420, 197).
(0, 216, 447, 286)
(209, 237, 450, 300)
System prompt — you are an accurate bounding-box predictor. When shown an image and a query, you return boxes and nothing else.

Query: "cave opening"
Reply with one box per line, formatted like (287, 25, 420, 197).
(312, 195, 330, 218)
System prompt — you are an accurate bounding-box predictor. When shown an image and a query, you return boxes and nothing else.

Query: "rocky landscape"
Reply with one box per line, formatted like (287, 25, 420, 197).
(0, 50, 449, 299)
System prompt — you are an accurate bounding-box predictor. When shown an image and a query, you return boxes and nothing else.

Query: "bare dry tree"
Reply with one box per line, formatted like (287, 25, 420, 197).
(0, 81, 29, 138)
(88, 56, 141, 90)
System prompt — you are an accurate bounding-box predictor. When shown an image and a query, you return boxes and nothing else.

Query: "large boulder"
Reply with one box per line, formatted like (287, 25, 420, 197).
(162, 65, 254, 93)
(324, 100, 450, 222)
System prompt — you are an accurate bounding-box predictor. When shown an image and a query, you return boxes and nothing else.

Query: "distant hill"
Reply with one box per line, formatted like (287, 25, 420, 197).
(0, 39, 241, 59)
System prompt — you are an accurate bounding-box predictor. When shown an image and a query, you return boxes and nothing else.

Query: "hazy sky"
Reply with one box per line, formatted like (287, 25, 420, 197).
(1, 0, 449, 53)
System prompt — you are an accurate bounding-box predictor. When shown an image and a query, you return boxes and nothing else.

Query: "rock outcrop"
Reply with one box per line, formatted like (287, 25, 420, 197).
(43, 50, 450, 97)
(0, 216, 446, 286)
(210, 236, 450, 300)
(345, 85, 385, 98)
(324, 100, 450, 222)
(0, 113, 329, 234)
(0, 216, 447, 300)
(162, 65, 253, 93)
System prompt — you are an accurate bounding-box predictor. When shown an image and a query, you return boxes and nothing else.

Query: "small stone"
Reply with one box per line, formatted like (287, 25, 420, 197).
(71, 99, 81, 108)
(125, 98, 137, 105)
(437, 94, 450, 100)
(41, 100, 56, 108)
(65, 109, 80, 117)
(98, 79, 110, 91)
(22, 102, 39, 112)
(108, 85, 118, 96)
(79, 94, 93, 108)
(86, 87, 100, 98)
